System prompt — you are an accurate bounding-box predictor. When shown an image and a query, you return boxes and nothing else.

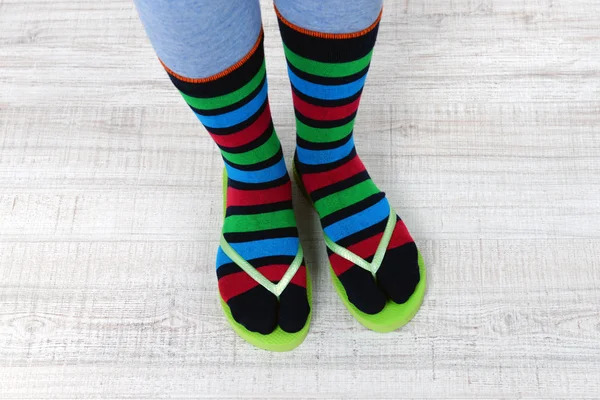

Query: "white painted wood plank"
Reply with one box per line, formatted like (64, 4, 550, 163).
(1, 0, 599, 398)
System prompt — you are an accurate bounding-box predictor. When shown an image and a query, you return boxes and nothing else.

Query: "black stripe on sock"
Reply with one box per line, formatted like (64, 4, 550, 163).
(225, 200, 293, 217)
(218, 123, 274, 154)
(310, 170, 370, 202)
(321, 192, 386, 227)
(190, 76, 266, 116)
(294, 148, 358, 175)
(223, 148, 283, 172)
(227, 174, 290, 191)
(207, 100, 268, 135)
(216, 262, 243, 279)
(223, 226, 299, 244)
(167, 38, 265, 98)
(217, 254, 297, 278)
(296, 132, 353, 151)
(295, 109, 358, 130)
(277, 17, 379, 63)
(334, 216, 396, 248)
(292, 86, 363, 108)
(327, 247, 375, 264)
(287, 61, 370, 86)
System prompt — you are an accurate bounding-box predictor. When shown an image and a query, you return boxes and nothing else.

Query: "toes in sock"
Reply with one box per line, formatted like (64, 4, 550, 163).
(337, 266, 387, 314)
(278, 270, 311, 333)
(376, 242, 420, 304)
(228, 286, 279, 334)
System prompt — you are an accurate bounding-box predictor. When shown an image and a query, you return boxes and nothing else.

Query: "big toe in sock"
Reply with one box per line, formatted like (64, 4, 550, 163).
(338, 266, 387, 314)
(278, 283, 310, 333)
(375, 242, 420, 304)
(227, 285, 279, 334)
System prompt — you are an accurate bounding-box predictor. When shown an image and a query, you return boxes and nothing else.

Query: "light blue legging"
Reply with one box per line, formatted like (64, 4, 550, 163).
(134, 0, 383, 79)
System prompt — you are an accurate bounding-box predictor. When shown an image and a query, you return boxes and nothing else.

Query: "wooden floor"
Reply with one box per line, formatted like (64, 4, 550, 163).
(2, 0, 600, 398)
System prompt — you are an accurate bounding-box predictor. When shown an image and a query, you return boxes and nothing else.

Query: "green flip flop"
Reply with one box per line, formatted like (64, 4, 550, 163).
(219, 168, 312, 351)
(293, 165, 425, 333)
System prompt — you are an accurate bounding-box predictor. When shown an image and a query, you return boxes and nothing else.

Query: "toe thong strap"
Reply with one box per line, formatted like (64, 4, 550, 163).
(324, 205, 396, 278)
(219, 236, 304, 298)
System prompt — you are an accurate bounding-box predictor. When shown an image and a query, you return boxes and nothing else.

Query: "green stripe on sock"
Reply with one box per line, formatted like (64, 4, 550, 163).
(223, 209, 297, 233)
(220, 131, 280, 165)
(180, 62, 266, 111)
(284, 44, 373, 78)
(314, 180, 380, 217)
(297, 120, 354, 143)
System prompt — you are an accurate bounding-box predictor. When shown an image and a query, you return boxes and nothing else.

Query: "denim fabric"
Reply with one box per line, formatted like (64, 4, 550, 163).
(134, 0, 383, 78)
(134, 0, 262, 79)
(274, 0, 383, 33)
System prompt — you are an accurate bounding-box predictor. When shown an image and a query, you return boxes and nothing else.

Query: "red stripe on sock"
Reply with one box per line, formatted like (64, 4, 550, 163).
(329, 222, 414, 276)
(208, 104, 272, 148)
(292, 92, 361, 121)
(388, 219, 415, 251)
(227, 180, 292, 207)
(260, 264, 307, 288)
(302, 154, 366, 193)
(290, 265, 307, 288)
(218, 264, 307, 302)
(329, 233, 381, 276)
(218, 272, 259, 303)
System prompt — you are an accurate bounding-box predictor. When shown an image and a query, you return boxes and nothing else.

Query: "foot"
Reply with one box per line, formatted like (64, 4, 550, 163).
(217, 172, 310, 334)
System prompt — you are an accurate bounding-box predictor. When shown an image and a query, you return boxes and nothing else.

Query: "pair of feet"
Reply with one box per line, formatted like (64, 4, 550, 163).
(161, 9, 426, 351)
(217, 152, 426, 351)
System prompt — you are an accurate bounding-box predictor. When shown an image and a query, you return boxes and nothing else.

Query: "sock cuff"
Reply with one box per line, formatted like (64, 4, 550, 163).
(274, 5, 382, 40)
(162, 31, 267, 99)
(159, 29, 264, 84)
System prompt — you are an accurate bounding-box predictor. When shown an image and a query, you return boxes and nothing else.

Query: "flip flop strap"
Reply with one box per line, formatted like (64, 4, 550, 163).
(219, 236, 304, 298)
(323, 206, 396, 278)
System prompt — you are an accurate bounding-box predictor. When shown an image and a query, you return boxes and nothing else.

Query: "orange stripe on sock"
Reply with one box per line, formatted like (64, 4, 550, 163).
(160, 30, 264, 83)
(274, 5, 382, 39)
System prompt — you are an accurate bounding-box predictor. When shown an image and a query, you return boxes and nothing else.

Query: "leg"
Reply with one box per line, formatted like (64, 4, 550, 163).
(275, 0, 424, 329)
(135, 0, 262, 78)
(274, 0, 382, 34)
(134, 0, 310, 347)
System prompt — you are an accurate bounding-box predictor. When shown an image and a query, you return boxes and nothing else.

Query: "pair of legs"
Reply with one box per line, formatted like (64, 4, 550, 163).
(135, 0, 383, 79)
(134, 0, 423, 349)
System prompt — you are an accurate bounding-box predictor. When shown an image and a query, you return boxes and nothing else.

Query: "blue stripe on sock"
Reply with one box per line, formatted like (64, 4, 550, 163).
(324, 197, 390, 243)
(287, 67, 366, 100)
(195, 82, 268, 129)
(225, 157, 287, 184)
(296, 136, 355, 165)
(216, 237, 300, 269)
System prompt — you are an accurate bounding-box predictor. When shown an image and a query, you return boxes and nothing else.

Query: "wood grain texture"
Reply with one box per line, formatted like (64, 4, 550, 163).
(1, 0, 600, 398)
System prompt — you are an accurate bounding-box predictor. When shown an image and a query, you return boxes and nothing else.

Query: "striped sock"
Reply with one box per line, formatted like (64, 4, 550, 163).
(277, 10, 421, 314)
(163, 32, 310, 334)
